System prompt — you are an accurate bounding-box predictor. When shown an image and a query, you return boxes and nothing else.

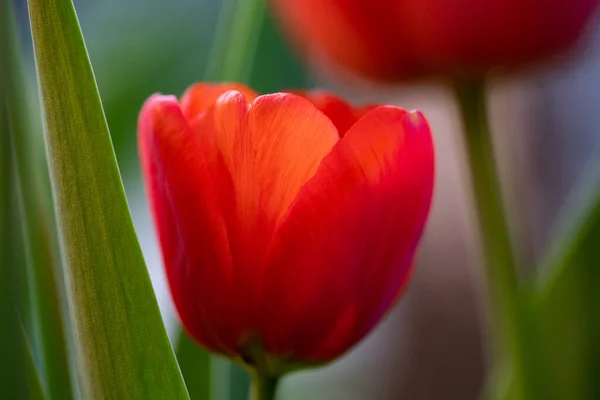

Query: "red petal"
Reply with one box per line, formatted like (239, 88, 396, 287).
(180, 82, 258, 121)
(298, 91, 357, 136)
(259, 106, 435, 360)
(294, 90, 377, 137)
(138, 94, 240, 355)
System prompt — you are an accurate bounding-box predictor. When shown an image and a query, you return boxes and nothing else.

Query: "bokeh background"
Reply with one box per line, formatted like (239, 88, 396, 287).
(10, 0, 600, 398)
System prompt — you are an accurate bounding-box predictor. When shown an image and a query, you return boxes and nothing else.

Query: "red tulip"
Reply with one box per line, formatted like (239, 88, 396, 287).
(271, 0, 599, 81)
(138, 83, 434, 370)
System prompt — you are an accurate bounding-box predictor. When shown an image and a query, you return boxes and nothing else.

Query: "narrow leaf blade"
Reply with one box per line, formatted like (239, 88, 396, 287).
(26, 0, 189, 398)
(0, 77, 45, 400)
(0, 1, 74, 398)
(538, 158, 600, 399)
(19, 325, 48, 400)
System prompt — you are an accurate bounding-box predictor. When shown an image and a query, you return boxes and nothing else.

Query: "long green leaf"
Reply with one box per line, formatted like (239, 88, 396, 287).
(0, 1, 74, 398)
(539, 155, 600, 290)
(0, 77, 20, 400)
(0, 77, 45, 400)
(537, 157, 600, 399)
(26, 0, 189, 398)
(19, 325, 48, 400)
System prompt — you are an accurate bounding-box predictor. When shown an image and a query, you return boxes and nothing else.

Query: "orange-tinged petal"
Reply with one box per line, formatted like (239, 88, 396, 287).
(242, 93, 339, 228)
(188, 91, 247, 178)
(180, 82, 258, 121)
(225, 93, 339, 331)
(259, 106, 435, 360)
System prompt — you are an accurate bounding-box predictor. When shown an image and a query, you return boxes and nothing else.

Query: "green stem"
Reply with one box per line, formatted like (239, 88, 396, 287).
(453, 79, 522, 388)
(250, 372, 279, 400)
(205, 0, 265, 82)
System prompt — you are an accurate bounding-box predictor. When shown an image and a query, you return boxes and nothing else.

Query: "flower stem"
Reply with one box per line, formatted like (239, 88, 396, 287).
(453, 79, 521, 381)
(250, 372, 279, 400)
(205, 0, 265, 83)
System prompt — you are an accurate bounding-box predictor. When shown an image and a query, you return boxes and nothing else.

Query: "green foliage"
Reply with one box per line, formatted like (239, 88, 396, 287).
(536, 162, 600, 400)
(0, 73, 45, 400)
(26, 0, 189, 397)
(0, 1, 74, 398)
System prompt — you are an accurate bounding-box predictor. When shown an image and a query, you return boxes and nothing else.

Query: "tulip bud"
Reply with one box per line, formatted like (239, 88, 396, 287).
(271, 0, 599, 81)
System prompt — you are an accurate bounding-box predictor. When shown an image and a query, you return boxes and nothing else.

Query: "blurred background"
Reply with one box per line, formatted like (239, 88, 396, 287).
(9, 0, 600, 399)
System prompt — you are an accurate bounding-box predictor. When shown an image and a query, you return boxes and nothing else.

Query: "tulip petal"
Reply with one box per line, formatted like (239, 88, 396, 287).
(218, 93, 339, 334)
(293, 91, 356, 137)
(180, 82, 258, 121)
(242, 93, 339, 228)
(260, 106, 434, 360)
(294, 90, 378, 137)
(139, 94, 239, 354)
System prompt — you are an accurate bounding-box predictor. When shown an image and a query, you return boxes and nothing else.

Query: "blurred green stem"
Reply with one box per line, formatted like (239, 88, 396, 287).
(205, 0, 265, 82)
(250, 373, 279, 400)
(453, 79, 523, 392)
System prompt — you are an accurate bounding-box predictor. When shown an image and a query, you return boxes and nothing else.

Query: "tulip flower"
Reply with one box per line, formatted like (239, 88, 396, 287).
(138, 83, 434, 374)
(271, 0, 599, 81)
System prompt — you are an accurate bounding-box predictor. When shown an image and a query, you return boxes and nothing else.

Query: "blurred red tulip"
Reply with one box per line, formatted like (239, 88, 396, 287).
(138, 83, 434, 370)
(271, 0, 599, 81)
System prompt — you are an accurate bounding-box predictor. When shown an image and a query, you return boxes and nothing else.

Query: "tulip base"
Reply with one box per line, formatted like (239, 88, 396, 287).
(250, 372, 279, 400)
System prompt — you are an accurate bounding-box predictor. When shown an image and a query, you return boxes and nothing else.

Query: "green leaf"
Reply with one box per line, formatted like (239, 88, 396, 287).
(0, 77, 19, 399)
(537, 269, 591, 400)
(25, 0, 190, 398)
(537, 159, 600, 399)
(0, 73, 45, 400)
(0, 1, 74, 398)
(18, 325, 48, 400)
(538, 156, 600, 292)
